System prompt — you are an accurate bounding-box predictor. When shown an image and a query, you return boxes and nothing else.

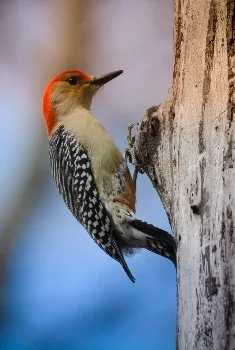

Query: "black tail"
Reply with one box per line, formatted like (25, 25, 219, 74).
(110, 231, 136, 283)
(130, 219, 177, 268)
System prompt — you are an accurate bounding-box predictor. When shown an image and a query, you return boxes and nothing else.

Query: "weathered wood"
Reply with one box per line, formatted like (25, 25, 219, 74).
(134, 0, 235, 349)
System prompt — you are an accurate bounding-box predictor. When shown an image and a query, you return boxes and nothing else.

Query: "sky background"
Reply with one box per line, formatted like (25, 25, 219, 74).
(0, 1, 176, 349)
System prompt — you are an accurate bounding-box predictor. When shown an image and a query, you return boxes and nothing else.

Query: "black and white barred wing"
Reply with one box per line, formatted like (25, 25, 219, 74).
(49, 125, 135, 282)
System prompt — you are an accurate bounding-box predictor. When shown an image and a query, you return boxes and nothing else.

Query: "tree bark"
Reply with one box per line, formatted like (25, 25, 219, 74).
(133, 0, 235, 349)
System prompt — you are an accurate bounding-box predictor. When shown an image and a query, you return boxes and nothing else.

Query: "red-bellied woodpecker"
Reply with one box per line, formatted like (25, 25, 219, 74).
(42, 69, 176, 282)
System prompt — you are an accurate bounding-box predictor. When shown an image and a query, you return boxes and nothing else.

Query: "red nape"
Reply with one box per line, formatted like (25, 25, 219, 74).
(42, 81, 55, 137)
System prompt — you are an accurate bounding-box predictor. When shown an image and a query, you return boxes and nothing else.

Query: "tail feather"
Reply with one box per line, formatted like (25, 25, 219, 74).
(146, 240, 177, 268)
(130, 219, 177, 268)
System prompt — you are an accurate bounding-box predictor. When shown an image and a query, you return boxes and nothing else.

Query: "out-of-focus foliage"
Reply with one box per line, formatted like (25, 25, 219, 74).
(0, 1, 175, 349)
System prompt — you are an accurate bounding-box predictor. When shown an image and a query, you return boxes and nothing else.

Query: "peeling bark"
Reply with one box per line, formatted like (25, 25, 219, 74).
(134, 0, 235, 349)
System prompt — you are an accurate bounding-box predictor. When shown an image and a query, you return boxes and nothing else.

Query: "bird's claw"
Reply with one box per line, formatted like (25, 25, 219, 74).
(124, 121, 144, 187)
(124, 122, 143, 168)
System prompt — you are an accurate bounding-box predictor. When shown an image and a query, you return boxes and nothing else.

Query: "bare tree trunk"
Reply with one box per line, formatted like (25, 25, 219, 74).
(133, 0, 235, 349)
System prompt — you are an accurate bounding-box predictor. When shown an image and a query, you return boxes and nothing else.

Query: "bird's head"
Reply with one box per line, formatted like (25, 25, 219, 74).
(42, 69, 123, 136)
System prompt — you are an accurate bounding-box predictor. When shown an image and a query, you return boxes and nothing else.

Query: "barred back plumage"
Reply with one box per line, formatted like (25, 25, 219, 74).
(49, 125, 135, 282)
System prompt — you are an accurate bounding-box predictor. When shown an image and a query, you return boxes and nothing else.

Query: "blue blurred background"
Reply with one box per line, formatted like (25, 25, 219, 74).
(0, 1, 176, 349)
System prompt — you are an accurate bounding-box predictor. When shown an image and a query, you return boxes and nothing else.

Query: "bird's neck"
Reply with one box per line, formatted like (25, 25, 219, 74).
(49, 105, 90, 137)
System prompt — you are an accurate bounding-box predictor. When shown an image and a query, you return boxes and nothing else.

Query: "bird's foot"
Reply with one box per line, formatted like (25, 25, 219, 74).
(124, 122, 143, 168)
(124, 121, 144, 186)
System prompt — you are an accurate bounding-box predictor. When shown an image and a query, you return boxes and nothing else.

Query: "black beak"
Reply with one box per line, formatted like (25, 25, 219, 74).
(89, 70, 123, 86)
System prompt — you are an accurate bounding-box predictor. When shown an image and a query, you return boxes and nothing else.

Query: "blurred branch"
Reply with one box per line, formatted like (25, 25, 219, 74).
(0, 0, 89, 315)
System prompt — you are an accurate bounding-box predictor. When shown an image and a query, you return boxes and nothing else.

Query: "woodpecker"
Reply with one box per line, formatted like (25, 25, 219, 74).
(42, 69, 176, 282)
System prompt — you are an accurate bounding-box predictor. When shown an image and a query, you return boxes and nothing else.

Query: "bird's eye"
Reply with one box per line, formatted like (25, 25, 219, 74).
(68, 76, 78, 85)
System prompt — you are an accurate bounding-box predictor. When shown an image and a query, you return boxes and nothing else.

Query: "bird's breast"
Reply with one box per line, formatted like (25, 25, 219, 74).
(61, 109, 132, 200)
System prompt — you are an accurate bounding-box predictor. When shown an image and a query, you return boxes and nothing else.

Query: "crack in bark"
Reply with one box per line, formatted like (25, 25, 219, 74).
(200, 0, 218, 155)
(224, 270, 235, 350)
(173, 0, 184, 83)
(226, 0, 235, 129)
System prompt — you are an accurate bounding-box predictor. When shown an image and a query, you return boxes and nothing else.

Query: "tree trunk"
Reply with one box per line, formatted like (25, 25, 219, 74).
(134, 0, 235, 349)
